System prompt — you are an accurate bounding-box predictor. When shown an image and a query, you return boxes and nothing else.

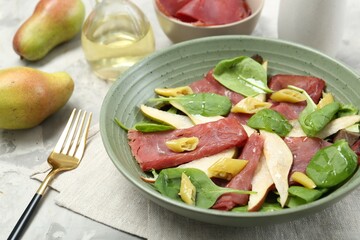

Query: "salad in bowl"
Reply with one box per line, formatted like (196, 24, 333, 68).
(100, 36, 360, 226)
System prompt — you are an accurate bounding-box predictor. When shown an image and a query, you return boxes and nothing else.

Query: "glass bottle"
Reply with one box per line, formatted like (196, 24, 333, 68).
(81, 0, 155, 81)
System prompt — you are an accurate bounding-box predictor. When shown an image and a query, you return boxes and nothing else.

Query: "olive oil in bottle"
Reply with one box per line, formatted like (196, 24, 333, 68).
(82, 0, 155, 81)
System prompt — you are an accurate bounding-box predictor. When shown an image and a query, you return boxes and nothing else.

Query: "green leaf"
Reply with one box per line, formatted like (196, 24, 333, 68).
(258, 203, 283, 212)
(288, 85, 317, 132)
(285, 196, 307, 208)
(289, 85, 340, 137)
(231, 203, 282, 212)
(154, 168, 255, 209)
(148, 93, 232, 117)
(247, 109, 293, 137)
(337, 104, 359, 118)
(134, 122, 175, 132)
(306, 139, 358, 188)
(114, 118, 129, 131)
(302, 102, 341, 136)
(288, 186, 327, 203)
(286, 187, 327, 208)
(303, 102, 340, 137)
(231, 206, 248, 212)
(212, 56, 273, 97)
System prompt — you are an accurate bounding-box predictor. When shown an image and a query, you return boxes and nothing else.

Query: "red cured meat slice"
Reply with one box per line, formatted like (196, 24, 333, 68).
(227, 112, 252, 125)
(284, 137, 330, 181)
(268, 74, 326, 120)
(270, 101, 306, 120)
(351, 139, 360, 164)
(156, 0, 251, 26)
(128, 117, 248, 171)
(212, 132, 264, 211)
(190, 69, 244, 105)
(269, 74, 325, 103)
(155, 0, 192, 17)
(175, 0, 251, 26)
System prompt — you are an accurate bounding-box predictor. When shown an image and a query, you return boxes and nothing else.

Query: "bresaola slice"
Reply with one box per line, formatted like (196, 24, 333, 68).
(212, 132, 264, 211)
(351, 139, 360, 164)
(268, 75, 326, 120)
(284, 137, 331, 177)
(155, 0, 191, 17)
(270, 102, 306, 120)
(175, 0, 251, 25)
(156, 0, 251, 26)
(269, 74, 325, 103)
(128, 117, 248, 171)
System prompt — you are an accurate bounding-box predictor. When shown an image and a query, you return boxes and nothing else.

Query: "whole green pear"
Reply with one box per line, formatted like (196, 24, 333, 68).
(0, 67, 74, 129)
(13, 0, 85, 61)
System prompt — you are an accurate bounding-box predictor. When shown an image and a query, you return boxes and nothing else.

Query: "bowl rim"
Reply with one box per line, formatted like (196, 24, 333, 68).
(153, 0, 265, 29)
(100, 35, 360, 222)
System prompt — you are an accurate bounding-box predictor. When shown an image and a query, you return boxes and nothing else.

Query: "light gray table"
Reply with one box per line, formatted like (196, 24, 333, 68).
(1, 0, 360, 239)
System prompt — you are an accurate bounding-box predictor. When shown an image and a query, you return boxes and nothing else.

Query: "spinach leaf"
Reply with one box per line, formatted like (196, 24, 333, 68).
(285, 186, 327, 208)
(289, 85, 340, 137)
(116, 117, 175, 133)
(288, 186, 327, 203)
(306, 139, 358, 188)
(337, 104, 359, 118)
(154, 168, 254, 209)
(149, 93, 232, 117)
(303, 102, 341, 136)
(259, 203, 283, 212)
(231, 206, 248, 212)
(232, 203, 282, 212)
(212, 56, 273, 97)
(247, 109, 293, 136)
(285, 196, 307, 208)
(134, 122, 175, 132)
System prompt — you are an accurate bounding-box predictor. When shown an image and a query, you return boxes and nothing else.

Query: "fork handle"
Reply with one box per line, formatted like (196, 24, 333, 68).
(7, 193, 42, 240)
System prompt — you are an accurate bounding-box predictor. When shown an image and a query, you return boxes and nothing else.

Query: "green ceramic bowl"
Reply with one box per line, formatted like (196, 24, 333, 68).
(100, 36, 360, 226)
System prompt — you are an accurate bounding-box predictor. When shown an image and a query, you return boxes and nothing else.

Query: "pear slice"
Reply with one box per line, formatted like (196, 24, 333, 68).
(177, 148, 237, 176)
(260, 130, 293, 207)
(140, 105, 193, 129)
(248, 154, 274, 211)
(315, 115, 360, 139)
(286, 119, 306, 137)
(242, 124, 256, 137)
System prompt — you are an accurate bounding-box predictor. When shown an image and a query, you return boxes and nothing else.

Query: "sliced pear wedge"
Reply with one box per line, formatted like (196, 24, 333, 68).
(286, 119, 306, 137)
(316, 115, 360, 139)
(248, 154, 274, 211)
(242, 124, 256, 137)
(140, 104, 194, 129)
(260, 130, 293, 207)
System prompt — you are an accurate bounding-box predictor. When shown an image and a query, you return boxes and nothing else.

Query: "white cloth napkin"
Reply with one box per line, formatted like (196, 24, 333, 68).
(31, 124, 342, 240)
(31, 125, 244, 239)
(31, 125, 151, 238)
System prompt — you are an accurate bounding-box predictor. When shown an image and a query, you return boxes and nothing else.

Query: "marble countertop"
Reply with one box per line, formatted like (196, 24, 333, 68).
(1, 0, 360, 239)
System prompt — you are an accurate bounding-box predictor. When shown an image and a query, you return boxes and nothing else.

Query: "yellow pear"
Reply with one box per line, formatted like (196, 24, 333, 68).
(13, 0, 85, 61)
(0, 67, 74, 129)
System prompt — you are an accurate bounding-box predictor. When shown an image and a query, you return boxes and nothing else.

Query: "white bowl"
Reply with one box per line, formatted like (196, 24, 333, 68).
(154, 0, 264, 43)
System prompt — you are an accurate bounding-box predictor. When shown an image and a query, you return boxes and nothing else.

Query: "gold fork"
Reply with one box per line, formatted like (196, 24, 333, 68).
(8, 108, 92, 240)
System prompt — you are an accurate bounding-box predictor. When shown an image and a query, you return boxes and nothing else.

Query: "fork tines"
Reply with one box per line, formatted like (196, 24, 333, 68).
(53, 109, 92, 159)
